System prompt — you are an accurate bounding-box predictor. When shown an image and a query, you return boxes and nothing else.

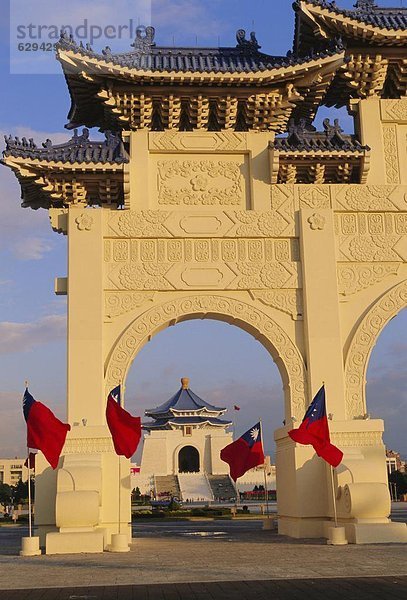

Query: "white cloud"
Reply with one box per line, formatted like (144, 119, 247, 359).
(0, 314, 66, 355)
(0, 392, 26, 457)
(0, 390, 67, 457)
(0, 126, 75, 260)
(12, 237, 52, 261)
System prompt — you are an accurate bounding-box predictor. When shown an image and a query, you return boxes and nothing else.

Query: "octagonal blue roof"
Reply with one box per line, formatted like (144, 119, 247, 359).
(145, 378, 226, 417)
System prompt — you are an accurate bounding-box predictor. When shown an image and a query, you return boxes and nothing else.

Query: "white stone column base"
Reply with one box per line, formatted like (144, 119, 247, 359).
(108, 533, 130, 552)
(20, 536, 42, 556)
(327, 526, 348, 545)
(344, 521, 407, 544)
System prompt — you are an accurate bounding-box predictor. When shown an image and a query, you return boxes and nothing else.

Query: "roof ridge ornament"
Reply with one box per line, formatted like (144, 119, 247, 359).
(3, 128, 128, 164)
(354, 0, 378, 12)
(131, 25, 156, 53)
(236, 29, 261, 52)
(181, 377, 190, 390)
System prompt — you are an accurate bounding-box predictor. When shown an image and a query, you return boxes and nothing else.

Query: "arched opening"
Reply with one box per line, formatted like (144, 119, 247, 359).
(123, 318, 286, 466)
(366, 307, 407, 459)
(178, 446, 200, 473)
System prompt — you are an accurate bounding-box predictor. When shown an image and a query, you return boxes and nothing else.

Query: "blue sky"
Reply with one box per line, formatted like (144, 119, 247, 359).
(0, 0, 406, 460)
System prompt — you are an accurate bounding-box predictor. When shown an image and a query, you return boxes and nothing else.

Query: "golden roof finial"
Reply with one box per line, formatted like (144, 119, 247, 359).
(181, 377, 189, 389)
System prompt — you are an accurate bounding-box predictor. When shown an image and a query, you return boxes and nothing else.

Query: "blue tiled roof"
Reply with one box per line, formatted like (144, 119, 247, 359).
(143, 416, 232, 430)
(296, 1, 407, 31)
(3, 129, 128, 165)
(272, 118, 369, 152)
(146, 385, 226, 416)
(57, 27, 344, 75)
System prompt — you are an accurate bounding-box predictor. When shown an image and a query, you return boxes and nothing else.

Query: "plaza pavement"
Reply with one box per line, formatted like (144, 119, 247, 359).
(0, 518, 406, 598)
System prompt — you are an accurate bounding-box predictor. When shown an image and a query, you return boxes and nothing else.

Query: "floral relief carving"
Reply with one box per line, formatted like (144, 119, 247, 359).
(330, 431, 383, 448)
(382, 125, 401, 184)
(64, 437, 114, 454)
(75, 212, 94, 231)
(111, 263, 173, 290)
(345, 280, 407, 418)
(251, 289, 303, 320)
(337, 263, 400, 296)
(112, 211, 171, 238)
(157, 160, 243, 205)
(334, 185, 404, 211)
(105, 292, 155, 319)
(236, 262, 297, 290)
(105, 295, 307, 419)
(344, 235, 401, 262)
(307, 213, 326, 231)
(233, 210, 294, 238)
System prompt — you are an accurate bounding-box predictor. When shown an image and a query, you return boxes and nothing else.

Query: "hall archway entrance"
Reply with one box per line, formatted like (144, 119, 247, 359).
(178, 446, 200, 473)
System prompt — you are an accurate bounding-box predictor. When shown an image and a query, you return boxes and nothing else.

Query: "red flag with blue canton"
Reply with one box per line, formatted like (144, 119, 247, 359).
(23, 388, 71, 470)
(106, 385, 142, 459)
(288, 386, 343, 467)
(220, 422, 265, 481)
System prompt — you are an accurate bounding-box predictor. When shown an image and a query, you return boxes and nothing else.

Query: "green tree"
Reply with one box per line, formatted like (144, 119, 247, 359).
(0, 483, 12, 512)
(389, 470, 407, 496)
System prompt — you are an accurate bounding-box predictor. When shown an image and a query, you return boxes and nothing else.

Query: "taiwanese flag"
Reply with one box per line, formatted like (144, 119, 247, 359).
(23, 389, 71, 470)
(288, 386, 343, 468)
(24, 452, 37, 470)
(220, 422, 265, 482)
(106, 385, 142, 459)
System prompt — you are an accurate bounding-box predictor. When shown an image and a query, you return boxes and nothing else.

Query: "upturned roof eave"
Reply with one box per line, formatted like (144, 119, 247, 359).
(57, 46, 345, 85)
(1, 155, 127, 170)
(295, 1, 407, 50)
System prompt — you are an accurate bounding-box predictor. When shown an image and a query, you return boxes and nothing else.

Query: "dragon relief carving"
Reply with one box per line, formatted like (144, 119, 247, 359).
(157, 160, 243, 205)
(345, 280, 407, 418)
(105, 295, 307, 419)
(337, 263, 400, 296)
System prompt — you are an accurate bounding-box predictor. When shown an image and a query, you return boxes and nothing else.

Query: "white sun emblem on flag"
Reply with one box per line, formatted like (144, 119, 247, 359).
(250, 427, 259, 441)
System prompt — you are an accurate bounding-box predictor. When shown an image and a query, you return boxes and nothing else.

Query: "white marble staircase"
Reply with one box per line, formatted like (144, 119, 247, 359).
(178, 473, 214, 502)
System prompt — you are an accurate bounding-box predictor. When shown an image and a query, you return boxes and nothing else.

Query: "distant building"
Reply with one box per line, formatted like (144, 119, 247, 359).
(386, 449, 405, 474)
(0, 458, 28, 486)
(132, 378, 276, 501)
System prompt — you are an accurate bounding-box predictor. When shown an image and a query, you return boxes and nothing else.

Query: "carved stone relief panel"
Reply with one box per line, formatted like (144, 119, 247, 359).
(105, 238, 301, 291)
(105, 291, 155, 319)
(332, 185, 407, 211)
(149, 131, 247, 152)
(107, 209, 298, 239)
(335, 212, 407, 262)
(381, 99, 407, 123)
(251, 289, 303, 320)
(337, 263, 400, 296)
(382, 125, 401, 184)
(150, 155, 249, 208)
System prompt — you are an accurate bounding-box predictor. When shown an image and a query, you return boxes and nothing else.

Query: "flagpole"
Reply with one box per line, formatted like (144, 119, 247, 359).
(259, 420, 270, 520)
(330, 465, 338, 528)
(324, 382, 338, 528)
(118, 382, 122, 536)
(27, 449, 32, 538)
